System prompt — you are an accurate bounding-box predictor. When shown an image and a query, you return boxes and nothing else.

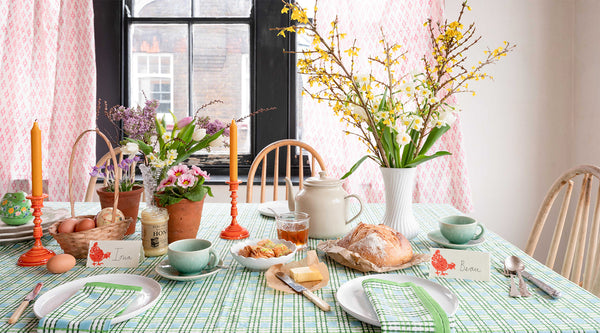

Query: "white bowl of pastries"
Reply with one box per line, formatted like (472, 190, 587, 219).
(230, 238, 297, 271)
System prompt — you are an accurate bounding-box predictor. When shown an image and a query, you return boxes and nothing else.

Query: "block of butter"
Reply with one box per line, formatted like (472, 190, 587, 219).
(290, 266, 323, 283)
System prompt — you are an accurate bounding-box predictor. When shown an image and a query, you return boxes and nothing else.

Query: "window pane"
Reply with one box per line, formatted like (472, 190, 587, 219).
(130, 24, 189, 122)
(192, 24, 250, 154)
(132, 0, 190, 17)
(148, 56, 159, 73)
(161, 56, 170, 74)
(193, 0, 251, 17)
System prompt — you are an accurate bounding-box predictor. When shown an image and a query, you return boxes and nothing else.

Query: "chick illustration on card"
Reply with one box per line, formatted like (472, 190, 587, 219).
(431, 250, 456, 276)
(429, 248, 490, 281)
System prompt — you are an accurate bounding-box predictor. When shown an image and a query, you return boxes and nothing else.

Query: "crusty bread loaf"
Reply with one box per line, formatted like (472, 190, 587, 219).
(337, 222, 413, 267)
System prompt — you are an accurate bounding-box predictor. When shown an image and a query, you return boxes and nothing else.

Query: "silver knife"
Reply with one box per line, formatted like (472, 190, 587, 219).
(496, 268, 561, 299)
(521, 270, 561, 299)
(8, 282, 43, 324)
(275, 272, 331, 311)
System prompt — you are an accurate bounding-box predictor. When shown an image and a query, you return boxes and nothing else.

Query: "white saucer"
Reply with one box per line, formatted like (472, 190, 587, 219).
(155, 259, 225, 281)
(257, 200, 290, 217)
(427, 230, 486, 249)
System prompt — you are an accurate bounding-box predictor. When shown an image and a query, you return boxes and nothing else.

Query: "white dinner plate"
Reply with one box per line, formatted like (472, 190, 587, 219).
(0, 229, 51, 243)
(155, 259, 225, 281)
(336, 274, 459, 327)
(427, 230, 486, 249)
(257, 200, 290, 217)
(34, 274, 162, 324)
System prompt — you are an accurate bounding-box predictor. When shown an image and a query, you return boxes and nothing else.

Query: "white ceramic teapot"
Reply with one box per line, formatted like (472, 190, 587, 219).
(285, 171, 363, 239)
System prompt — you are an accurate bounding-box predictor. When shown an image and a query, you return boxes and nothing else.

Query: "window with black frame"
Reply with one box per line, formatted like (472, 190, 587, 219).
(94, 0, 297, 181)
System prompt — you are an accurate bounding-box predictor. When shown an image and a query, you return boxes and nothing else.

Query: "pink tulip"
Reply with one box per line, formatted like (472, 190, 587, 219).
(176, 116, 193, 129)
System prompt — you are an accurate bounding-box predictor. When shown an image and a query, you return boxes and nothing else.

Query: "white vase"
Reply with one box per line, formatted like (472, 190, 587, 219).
(380, 167, 420, 239)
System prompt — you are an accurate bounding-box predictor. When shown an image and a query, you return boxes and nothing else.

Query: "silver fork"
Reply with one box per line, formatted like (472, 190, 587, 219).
(504, 266, 521, 298)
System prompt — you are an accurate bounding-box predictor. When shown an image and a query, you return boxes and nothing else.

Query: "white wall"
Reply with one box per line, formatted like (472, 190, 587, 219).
(446, 0, 576, 252)
(574, 0, 600, 166)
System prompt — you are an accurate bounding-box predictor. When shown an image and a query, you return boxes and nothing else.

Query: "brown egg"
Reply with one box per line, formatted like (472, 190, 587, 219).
(57, 218, 78, 233)
(46, 254, 76, 274)
(74, 218, 96, 232)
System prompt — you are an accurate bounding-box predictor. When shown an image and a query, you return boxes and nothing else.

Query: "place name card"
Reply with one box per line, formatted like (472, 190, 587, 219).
(428, 248, 490, 281)
(86, 240, 144, 268)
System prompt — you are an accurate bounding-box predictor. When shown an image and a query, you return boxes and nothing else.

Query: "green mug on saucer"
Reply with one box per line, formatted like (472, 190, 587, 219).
(439, 215, 485, 244)
(168, 239, 218, 275)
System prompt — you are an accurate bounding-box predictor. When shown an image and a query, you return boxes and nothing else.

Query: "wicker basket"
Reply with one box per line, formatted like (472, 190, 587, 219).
(49, 129, 132, 258)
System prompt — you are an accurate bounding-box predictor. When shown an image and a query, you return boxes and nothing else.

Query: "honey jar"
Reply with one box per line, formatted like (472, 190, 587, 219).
(141, 206, 168, 257)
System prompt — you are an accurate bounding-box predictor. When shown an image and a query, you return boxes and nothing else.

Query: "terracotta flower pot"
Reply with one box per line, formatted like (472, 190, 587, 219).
(160, 198, 205, 243)
(97, 185, 144, 235)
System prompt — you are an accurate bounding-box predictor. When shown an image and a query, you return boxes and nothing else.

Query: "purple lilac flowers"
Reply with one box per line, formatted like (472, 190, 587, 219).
(108, 99, 159, 141)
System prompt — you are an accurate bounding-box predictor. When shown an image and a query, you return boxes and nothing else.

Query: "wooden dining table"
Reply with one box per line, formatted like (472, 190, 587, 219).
(1, 202, 599, 332)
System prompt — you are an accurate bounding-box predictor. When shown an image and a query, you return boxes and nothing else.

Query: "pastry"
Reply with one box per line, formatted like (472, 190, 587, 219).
(238, 239, 292, 258)
(337, 222, 413, 267)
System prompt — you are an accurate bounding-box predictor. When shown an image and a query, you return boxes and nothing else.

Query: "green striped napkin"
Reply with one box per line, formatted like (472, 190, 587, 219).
(38, 282, 143, 333)
(362, 279, 454, 333)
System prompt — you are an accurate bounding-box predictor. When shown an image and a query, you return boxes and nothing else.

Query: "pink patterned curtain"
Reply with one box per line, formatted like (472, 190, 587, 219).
(0, 0, 96, 201)
(301, 0, 473, 212)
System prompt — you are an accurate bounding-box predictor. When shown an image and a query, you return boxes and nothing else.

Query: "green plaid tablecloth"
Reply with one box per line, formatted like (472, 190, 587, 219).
(0, 202, 599, 332)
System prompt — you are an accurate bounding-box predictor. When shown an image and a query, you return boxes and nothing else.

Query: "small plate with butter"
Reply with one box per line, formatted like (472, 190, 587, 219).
(265, 250, 329, 293)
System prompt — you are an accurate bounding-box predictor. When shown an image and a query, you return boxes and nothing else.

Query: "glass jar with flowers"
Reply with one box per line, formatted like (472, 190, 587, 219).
(91, 144, 143, 235)
(106, 99, 229, 242)
(276, 1, 515, 238)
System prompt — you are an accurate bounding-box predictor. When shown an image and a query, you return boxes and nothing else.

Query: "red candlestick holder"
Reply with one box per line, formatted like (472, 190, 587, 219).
(18, 194, 56, 266)
(220, 181, 249, 240)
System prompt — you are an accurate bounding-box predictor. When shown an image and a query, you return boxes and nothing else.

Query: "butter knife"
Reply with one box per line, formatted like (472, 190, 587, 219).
(521, 270, 561, 299)
(275, 272, 331, 311)
(8, 282, 43, 324)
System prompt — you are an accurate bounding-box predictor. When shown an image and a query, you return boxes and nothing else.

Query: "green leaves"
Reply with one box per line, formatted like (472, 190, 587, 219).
(403, 151, 451, 168)
(342, 123, 453, 175)
(418, 125, 450, 156)
(171, 129, 224, 166)
(341, 155, 369, 179)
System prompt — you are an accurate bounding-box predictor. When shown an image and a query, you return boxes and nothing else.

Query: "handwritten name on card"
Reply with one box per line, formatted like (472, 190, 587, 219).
(428, 248, 490, 281)
(86, 240, 144, 268)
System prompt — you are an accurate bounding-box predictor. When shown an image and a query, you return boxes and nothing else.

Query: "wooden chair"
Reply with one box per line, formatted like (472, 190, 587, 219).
(246, 139, 326, 203)
(85, 147, 139, 202)
(525, 165, 600, 294)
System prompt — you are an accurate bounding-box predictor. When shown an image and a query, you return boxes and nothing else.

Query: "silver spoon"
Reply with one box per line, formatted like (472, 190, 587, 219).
(505, 256, 532, 297)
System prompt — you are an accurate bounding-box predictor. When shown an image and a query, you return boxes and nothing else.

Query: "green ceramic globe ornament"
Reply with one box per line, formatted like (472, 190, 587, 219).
(1, 192, 34, 225)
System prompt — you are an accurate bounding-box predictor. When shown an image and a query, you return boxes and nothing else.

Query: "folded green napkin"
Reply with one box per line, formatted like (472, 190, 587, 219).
(38, 282, 142, 333)
(362, 278, 454, 333)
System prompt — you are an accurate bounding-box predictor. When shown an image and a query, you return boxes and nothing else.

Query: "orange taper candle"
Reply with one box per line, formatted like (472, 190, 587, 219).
(229, 119, 238, 182)
(31, 121, 43, 196)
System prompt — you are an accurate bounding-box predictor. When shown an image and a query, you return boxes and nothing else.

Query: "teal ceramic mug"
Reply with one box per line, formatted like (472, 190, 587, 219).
(168, 239, 218, 275)
(439, 215, 485, 244)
